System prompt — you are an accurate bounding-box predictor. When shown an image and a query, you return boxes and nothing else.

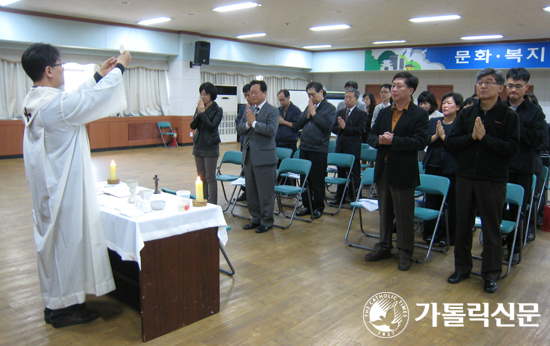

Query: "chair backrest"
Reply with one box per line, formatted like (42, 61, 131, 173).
(327, 152, 355, 168)
(505, 183, 525, 209)
(361, 148, 377, 162)
(418, 161, 425, 174)
(531, 173, 537, 192)
(158, 121, 172, 130)
(276, 147, 293, 161)
(328, 140, 336, 153)
(293, 149, 300, 158)
(278, 158, 311, 176)
(220, 151, 243, 165)
(541, 166, 549, 190)
(360, 168, 375, 186)
(416, 174, 450, 197)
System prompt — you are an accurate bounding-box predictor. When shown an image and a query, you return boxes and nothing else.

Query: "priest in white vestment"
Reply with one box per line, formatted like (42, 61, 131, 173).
(21, 43, 132, 328)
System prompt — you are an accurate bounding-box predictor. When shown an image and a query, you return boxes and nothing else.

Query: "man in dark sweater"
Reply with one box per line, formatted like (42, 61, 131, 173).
(446, 68, 520, 294)
(275, 89, 302, 154)
(503, 67, 548, 263)
(296, 82, 337, 219)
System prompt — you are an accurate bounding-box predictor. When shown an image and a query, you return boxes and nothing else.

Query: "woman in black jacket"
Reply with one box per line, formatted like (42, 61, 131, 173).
(422, 92, 463, 247)
(190, 82, 223, 204)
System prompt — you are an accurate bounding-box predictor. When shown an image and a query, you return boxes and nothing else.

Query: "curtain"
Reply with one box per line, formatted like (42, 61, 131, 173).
(201, 72, 308, 106)
(0, 59, 33, 119)
(122, 67, 170, 116)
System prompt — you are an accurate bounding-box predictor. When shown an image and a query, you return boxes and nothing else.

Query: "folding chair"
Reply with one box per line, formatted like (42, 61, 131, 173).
(324, 152, 356, 215)
(411, 174, 451, 263)
(523, 174, 537, 247)
(276, 147, 293, 161)
(328, 140, 336, 153)
(157, 121, 177, 147)
(527, 166, 549, 243)
(273, 158, 313, 229)
(361, 146, 377, 170)
(472, 183, 524, 279)
(161, 187, 235, 276)
(215, 151, 244, 212)
(344, 168, 377, 250)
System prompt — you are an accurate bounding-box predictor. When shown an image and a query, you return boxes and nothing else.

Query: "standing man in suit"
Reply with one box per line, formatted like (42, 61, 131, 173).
(236, 80, 279, 233)
(296, 81, 337, 219)
(336, 81, 367, 112)
(329, 88, 367, 206)
(366, 71, 429, 271)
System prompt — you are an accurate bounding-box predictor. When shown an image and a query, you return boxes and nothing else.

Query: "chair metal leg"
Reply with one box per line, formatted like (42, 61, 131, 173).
(219, 241, 235, 276)
(412, 211, 450, 264)
(273, 189, 313, 229)
(325, 180, 354, 216)
(230, 184, 251, 220)
(344, 207, 376, 251)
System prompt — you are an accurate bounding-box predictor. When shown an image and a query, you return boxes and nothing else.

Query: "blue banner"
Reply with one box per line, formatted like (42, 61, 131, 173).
(365, 42, 550, 71)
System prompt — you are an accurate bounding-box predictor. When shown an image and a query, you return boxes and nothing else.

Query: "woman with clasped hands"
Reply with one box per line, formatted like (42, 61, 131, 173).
(190, 82, 223, 204)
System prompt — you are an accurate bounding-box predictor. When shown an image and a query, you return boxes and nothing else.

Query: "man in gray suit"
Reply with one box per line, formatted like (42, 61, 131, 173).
(237, 80, 279, 233)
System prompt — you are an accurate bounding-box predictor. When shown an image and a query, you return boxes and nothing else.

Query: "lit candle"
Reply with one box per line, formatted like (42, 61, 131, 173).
(195, 176, 204, 201)
(110, 160, 116, 180)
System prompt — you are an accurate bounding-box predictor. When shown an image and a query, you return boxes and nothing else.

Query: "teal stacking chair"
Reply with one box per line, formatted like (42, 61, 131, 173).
(161, 187, 235, 276)
(527, 166, 549, 243)
(361, 146, 377, 170)
(276, 147, 293, 161)
(328, 140, 336, 153)
(157, 121, 177, 147)
(412, 174, 451, 263)
(472, 183, 524, 279)
(344, 168, 377, 250)
(215, 151, 244, 212)
(273, 158, 313, 228)
(523, 174, 537, 247)
(325, 153, 356, 215)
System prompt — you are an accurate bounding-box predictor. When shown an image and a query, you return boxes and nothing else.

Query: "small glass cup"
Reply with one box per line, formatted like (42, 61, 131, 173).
(176, 190, 191, 211)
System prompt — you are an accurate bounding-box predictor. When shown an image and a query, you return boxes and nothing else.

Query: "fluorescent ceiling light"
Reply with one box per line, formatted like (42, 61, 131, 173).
(544, 6, 550, 12)
(373, 40, 406, 45)
(213, 2, 260, 12)
(409, 14, 461, 23)
(0, 0, 20, 6)
(309, 24, 350, 31)
(237, 32, 266, 39)
(461, 34, 503, 40)
(303, 45, 332, 49)
(138, 17, 171, 25)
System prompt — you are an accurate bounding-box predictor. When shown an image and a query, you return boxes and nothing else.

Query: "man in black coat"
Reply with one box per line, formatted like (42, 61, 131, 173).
(329, 88, 367, 206)
(366, 71, 429, 271)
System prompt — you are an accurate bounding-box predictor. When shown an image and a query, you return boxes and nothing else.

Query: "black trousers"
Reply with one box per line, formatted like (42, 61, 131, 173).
(424, 166, 456, 244)
(454, 177, 506, 281)
(375, 164, 416, 258)
(300, 149, 327, 212)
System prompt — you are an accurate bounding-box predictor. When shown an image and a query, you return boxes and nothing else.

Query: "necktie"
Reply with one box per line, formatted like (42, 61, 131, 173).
(345, 108, 350, 121)
(243, 107, 260, 151)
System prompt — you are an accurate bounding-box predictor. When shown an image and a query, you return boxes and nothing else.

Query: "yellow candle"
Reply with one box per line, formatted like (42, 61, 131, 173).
(195, 176, 204, 201)
(110, 160, 116, 180)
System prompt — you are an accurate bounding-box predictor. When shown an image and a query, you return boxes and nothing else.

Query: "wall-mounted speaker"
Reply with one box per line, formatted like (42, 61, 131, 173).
(194, 41, 210, 65)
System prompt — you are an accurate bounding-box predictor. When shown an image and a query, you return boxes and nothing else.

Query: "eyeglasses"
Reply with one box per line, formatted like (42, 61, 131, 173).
(476, 81, 499, 86)
(507, 83, 526, 90)
(50, 63, 64, 68)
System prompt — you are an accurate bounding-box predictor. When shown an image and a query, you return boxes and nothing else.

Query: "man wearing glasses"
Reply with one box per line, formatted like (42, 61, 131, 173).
(371, 83, 392, 125)
(446, 68, 519, 293)
(503, 68, 548, 259)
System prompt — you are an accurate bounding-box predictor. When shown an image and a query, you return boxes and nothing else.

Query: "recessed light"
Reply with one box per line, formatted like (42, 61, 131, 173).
(213, 2, 261, 12)
(409, 15, 461, 23)
(309, 24, 351, 31)
(138, 17, 171, 25)
(544, 6, 550, 12)
(461, 35, 503, 40)
(303, 45, 332, 49)
(0, 0, 20, 6)
(373, 40, 406, 45)
(237, 32, 266, 39)
(119, 1, 130, 5)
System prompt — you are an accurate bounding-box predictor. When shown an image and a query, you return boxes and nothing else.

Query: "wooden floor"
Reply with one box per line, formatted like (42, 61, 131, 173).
(1, 143, 550, 345)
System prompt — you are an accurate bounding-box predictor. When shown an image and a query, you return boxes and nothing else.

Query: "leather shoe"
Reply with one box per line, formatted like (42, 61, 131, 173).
(312, 210, 323, 219)
(236, 193, 246, 202)
(52, 308, 99, 328)
(511, 252, 520, 266)
(364, 250, 392, 262)
(327, 199, 341, 207)
(255, 225, 272, 233)
(484, 280, 498, 293)
(243, 222, 260, 230)
(398, 257, 411, 271)
(526, 232, 535, 242)
(447, 272, 470, 284)
(296, 208, 311, 216)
